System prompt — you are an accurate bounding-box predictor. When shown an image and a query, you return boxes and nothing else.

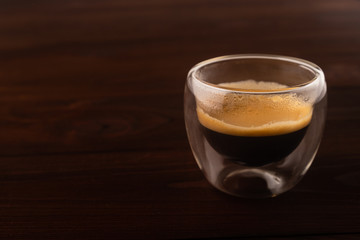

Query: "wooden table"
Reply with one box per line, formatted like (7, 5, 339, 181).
(0, 0, 359, 239)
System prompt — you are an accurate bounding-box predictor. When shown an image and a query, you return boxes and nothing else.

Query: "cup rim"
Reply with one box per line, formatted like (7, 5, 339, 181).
(188, 54, 325, 94)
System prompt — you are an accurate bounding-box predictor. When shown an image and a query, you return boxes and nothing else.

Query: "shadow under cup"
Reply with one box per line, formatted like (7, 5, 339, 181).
(184, 54, 327, 198)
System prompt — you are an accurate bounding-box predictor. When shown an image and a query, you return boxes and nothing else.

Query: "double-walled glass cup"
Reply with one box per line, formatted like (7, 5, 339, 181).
(184, 54, 326, 198)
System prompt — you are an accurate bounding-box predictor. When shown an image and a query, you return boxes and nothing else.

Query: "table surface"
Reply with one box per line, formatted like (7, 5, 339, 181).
(0, 0, 360, 239)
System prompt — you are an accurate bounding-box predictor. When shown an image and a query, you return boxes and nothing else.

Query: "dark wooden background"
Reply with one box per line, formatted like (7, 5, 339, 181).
(0, 0, 359, 239)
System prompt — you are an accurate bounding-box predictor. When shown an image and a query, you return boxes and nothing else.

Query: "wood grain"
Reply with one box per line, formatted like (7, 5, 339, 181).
(0, 0, 359, 239)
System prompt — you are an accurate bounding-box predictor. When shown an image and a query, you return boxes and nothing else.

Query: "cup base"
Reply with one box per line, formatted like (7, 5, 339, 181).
(218, 168, 285, 198)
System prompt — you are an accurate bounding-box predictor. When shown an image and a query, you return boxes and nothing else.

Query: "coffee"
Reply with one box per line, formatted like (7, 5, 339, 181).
(196, 80, 313, 166)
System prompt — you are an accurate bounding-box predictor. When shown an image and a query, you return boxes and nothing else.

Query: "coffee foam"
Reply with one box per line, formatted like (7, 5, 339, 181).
(218, 80, 288, 91)
(196, 80, 313, 136)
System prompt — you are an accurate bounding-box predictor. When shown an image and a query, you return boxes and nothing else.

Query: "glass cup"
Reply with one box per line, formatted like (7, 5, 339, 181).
(184, 54, 327, 198)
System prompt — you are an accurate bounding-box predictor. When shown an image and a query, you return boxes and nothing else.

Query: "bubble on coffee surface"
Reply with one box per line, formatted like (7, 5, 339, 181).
(196, 80, 313, 136)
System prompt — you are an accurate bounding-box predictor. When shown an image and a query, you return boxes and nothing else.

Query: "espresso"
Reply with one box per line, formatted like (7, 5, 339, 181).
(201, 125, 308, 166)
(196, 80, 313, 166)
